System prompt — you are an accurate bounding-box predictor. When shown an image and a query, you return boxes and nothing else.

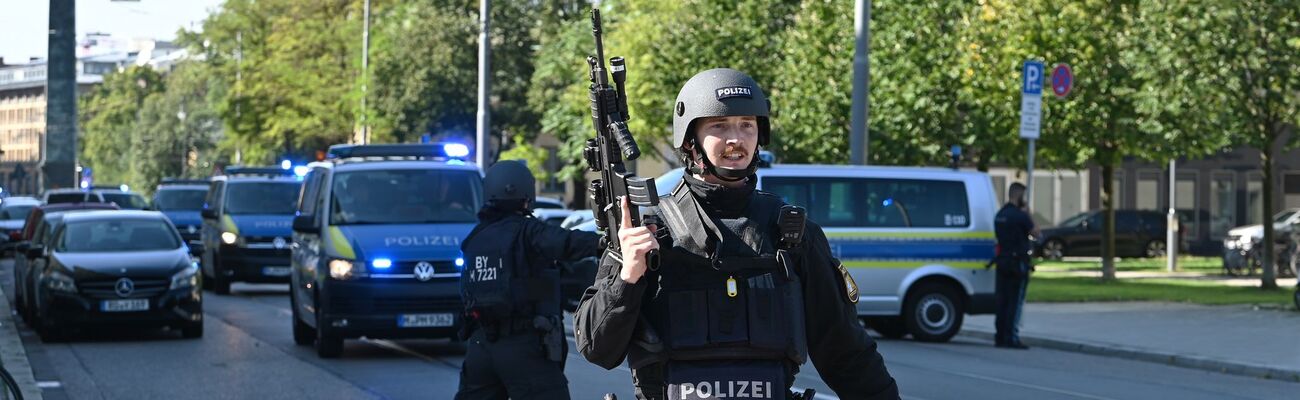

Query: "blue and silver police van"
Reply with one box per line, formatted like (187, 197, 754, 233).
(200, 167, 303, 295)
(571, 162, 998, 342)
(289, 143, 481, 358)
(153, 179, 210, 248)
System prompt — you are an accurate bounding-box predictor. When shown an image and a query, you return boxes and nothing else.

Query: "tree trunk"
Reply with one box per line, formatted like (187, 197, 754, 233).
(1101, 163, 1117, 280)
(1261, 145, 1279, 289)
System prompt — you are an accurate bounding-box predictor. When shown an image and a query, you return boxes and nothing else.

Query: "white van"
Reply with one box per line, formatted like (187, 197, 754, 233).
(589, 164, 999, 342)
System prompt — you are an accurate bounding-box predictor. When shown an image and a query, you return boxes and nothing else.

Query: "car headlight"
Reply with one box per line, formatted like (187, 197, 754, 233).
(329, 259, 366, 280)
(45, 271, 77, 293)
(170, 264, 199, 290)
(221, 232, 239, 245)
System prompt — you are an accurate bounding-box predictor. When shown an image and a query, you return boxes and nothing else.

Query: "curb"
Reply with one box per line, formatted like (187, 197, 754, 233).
(958, 328, 1300, 383)
(0, 284, 42, 399)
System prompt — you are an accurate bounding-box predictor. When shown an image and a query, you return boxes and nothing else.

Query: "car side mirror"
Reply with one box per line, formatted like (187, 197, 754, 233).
(292, 214, 319, 233)
(25, 244, 45, 259)
(201, 208, 217, 219)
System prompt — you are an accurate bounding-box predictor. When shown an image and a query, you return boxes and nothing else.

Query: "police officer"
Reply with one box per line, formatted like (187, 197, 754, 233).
(456, 160, 601, 400)
(993, 182, 1041, 349)
(574, 69, 899, 399)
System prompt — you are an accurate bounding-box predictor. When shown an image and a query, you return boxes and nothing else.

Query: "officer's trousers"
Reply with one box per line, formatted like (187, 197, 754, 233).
(994, 259, 1030, 345)
(454, 329, 569, 400)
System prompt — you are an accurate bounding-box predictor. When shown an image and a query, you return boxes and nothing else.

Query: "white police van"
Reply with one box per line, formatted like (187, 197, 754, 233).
(571, 163, 997, 342)
(289, 143, 482, 358)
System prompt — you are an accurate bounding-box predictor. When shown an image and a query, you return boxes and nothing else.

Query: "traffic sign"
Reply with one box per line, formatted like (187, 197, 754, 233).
(1020, 60, 1044, 139)
(1051, 63, 1073, 98)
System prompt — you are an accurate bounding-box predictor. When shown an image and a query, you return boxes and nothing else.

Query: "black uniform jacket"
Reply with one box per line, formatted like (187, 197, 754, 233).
(476, 207, 602, 270)
(572, 184, 899, 399)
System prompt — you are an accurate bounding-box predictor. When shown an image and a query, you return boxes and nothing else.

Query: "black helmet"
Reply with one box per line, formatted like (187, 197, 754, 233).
(483, 160, 535, 203)
(671, 68, 770, 181)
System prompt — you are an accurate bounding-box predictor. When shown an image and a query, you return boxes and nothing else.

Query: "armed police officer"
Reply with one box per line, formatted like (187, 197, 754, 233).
(992, 182, 1040, 349)
(456, 160, 601, 400)
(574, 69, 899, 400)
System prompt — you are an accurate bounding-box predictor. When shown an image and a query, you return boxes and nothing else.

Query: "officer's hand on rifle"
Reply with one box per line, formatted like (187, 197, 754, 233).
(617, 196, 658, 284)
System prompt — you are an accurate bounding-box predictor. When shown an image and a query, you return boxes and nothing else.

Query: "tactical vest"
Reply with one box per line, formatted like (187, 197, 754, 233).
(636, 184, 809, 369)
(460, 217, 561, 327)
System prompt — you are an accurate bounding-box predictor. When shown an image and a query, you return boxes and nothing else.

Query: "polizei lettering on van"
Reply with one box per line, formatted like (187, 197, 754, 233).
(677, 380, 773, 399)
(383, 236, 461, 247)
(253, 220, 292, 228)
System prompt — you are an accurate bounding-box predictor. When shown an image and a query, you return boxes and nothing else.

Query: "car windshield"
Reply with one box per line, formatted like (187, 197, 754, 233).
(1059, 212, 1091, 227)
(46, 193, 87, 204)
(154, 189, 207, 211)
(57, 219, 180, 253)
(1272, 210, 1295, 224)
(0, 205, 35, 221)
(224, 182, 300, 215)
(330, 169, 482, 225)
(101, 193, 149, 210)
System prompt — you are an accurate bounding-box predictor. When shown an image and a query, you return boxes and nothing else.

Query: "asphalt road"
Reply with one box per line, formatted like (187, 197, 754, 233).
(4, 259, 1298, 400)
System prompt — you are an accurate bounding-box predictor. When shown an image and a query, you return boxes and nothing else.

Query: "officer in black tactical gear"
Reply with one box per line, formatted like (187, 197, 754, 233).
(993, 182, 1040, 349)
(574, 68, 899, 400)
(455, 160, 601, 400)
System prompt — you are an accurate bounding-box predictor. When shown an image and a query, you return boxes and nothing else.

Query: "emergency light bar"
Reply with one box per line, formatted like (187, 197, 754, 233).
(160, 178, 211, 185)
(327, 143, 471, 161)
(224, 166, 296, 177)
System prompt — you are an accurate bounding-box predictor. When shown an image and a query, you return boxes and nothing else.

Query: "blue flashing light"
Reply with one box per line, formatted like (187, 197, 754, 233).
(443, 143, 470, 158)
(80, 181, 89, 189)
(882, 198, 894, 207)
(293, 166, 310, 178)
(280, 160, 292, 170)
(455, 257, 465, 270)
(371, 258, 393, 269)
(119, 184, 129, 192)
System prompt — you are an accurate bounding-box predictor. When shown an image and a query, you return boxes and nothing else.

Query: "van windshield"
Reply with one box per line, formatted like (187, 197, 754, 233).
(225, 182, 300, 215)
(155, 189, 207, 211)
(330, 169, 482, 225)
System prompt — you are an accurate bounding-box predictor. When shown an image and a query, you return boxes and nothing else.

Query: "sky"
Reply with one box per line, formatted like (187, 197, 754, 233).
(0, 0, 226, 63)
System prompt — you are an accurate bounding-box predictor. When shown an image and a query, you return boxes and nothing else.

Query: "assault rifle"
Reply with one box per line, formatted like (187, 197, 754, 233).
(583, 8, 658, 267)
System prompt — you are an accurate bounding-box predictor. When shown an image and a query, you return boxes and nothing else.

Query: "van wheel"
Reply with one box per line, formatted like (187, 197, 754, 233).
(212, 259, 231, 295)
(315, 307, 343, 358)
(864, 317, 907, 339)
(1144, 240, 1166, 258)
(903, 282, 964, 343)
(291, 294, 315, 346)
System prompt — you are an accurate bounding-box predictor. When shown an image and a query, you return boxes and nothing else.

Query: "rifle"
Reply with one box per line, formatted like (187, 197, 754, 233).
(583, 8, 658, 268)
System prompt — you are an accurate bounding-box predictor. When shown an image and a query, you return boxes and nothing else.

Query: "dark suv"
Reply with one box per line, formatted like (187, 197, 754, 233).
(1038, 210, 1176, 260)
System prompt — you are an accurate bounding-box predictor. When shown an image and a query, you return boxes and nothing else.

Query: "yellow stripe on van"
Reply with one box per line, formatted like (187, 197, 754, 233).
(221, 215, 239, 234)
(825, 231, 995, 240)
(842, 260, 988, 269)
(328, 226, 356, 260)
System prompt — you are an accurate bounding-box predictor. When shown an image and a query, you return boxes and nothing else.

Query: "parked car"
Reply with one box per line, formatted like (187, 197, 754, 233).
(1036, 210, 1175, 260)
(0, 197, 41, 254)
(533, 197, 566, 210)
(560, 210, 594, 229)
(1223, 209, 1300, 276)
(29, 210, 203, 341)
(42, 187, 149, 210)
(532, 208, 575, 226)
(12, 203, 121, 324)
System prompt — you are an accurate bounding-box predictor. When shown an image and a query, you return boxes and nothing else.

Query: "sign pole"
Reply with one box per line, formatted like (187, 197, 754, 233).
(1168, 159, 1179, 271)
(1027, 139, 1036, 209)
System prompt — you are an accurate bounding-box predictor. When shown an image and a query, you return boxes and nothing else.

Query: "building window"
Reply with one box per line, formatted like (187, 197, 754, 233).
(1060, 174, 1084, 224)
(1176, 174, 1197, 238)
(1136, 171, 1160, 210)
(1246, 174, 1264, 225)
(1210, 172, 1236, 240)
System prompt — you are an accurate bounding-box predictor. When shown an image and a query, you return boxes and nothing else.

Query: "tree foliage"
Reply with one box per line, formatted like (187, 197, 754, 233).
(79, 66, 165, 185)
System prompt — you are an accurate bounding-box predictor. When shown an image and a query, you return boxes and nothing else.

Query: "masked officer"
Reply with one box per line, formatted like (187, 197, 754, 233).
(456, 160, 601, 400)
(993, 182, 1041, 349)
(574, 69, 899, 400)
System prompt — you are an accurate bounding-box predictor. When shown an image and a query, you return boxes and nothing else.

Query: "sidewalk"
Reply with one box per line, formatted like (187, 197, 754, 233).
(961, 302, 1300, 382)
(0, 285, 42, 399)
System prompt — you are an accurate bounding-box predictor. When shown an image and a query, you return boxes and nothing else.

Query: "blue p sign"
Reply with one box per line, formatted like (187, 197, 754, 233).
(1022, 60, 1044, 95)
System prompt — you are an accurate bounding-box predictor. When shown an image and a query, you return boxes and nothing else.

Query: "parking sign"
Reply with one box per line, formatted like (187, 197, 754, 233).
(1020, 60, 1044, 139)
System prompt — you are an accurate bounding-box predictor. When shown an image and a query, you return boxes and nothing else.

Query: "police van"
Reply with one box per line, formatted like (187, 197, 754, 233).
(572, 163, 997, 342)
(289, 143, 481, 358)
(200, 167, 303, 295)
(153, 179, 210, 247)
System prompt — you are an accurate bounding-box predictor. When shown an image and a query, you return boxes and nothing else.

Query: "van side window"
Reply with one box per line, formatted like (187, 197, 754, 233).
(298, 170, 323, 215)
(205, 182, 224, 212)
(763, 177, 860, 227)
(865, 179, 970, 228)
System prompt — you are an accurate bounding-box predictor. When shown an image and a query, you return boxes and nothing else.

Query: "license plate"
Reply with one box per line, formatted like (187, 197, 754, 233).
(262, 266, 291, 277)
(397, 313, 455, 328)
(101, 299, 149, 312)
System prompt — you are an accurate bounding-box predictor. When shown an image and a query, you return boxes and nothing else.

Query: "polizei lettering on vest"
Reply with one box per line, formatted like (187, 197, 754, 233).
(678, 380, 773, 399)
(383, 236, 461, 247)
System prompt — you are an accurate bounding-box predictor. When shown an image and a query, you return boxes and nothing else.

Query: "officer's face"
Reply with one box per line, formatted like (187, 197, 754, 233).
(694, 115, 759, 171)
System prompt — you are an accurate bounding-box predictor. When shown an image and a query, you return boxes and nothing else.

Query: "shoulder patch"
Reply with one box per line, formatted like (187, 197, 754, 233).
(837, 261, 859, 304)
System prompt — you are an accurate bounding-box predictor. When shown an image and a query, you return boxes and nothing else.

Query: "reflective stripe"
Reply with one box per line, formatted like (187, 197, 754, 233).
(329, 226, 356, 259)
(842, 260, 988, 269)
(221, 215, 239, 234)
(824, 231, 995, 240)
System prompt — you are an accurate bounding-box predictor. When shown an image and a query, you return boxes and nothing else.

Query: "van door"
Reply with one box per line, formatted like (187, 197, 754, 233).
(200, 181, 225, 279)
(292, 168, 326, 316)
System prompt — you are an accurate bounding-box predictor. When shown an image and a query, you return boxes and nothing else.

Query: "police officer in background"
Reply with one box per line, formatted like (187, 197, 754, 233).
(456, 160, 601, 400)
(993, 182, 1041, 350)
(574, 69, 899, 400)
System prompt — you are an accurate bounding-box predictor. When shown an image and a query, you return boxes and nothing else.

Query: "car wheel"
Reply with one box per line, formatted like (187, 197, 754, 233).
(212, 258, 231, 295)
(1144, 240, 1166, 258)
(863, 317, 907, 339)
(903, 282, 964, 343)
(181, 322, 204, 339)
(291, 293, 315, 346)
(1041, 239, 1065, 261)
(315, 307, 343, 358)
(35, 306, 65, 343)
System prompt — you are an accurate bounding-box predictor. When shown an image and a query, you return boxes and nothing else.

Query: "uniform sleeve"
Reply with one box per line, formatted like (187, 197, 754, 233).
(524, 219, 602, 262)
(800, 222, 900, 399)
(573, 251, 649, 370)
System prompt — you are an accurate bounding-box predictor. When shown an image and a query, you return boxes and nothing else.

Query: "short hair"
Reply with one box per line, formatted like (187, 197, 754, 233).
(1008, 182, 1026, 200)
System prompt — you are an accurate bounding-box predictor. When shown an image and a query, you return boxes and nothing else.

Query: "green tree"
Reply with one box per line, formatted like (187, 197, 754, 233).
(129, 61, 227, 192)
(78, 66, 165, 185)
